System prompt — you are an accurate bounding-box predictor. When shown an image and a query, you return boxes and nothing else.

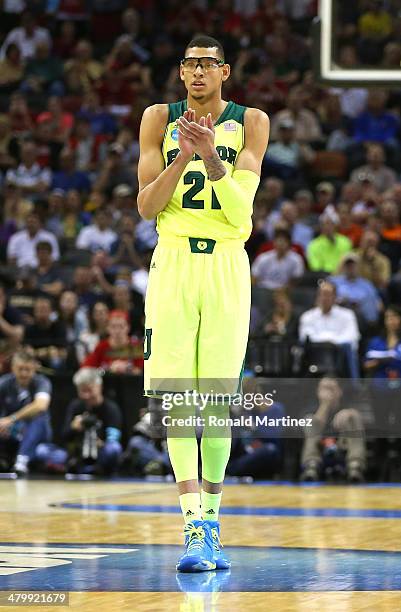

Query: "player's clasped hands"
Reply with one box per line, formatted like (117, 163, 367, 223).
(177, 108, 215, 159)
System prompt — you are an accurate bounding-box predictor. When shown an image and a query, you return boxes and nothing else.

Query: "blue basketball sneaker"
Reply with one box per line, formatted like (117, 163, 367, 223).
(207, 521, 231, 570)
(176, 520, 216, 572)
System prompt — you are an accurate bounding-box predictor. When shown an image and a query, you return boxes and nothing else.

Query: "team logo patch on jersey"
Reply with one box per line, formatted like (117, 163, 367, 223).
(224, 121, 237, 132)
(171, 128, 179, 141)
(197, 241, 207, 251)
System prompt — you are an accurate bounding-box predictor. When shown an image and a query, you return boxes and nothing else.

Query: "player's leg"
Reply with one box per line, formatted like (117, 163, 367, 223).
(144, 242, 214, 571)
(198, 245, 251, 569)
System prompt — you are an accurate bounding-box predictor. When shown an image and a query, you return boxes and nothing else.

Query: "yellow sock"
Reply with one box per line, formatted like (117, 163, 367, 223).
(179, 492, 202, 524)
(201, 490, 222, 521)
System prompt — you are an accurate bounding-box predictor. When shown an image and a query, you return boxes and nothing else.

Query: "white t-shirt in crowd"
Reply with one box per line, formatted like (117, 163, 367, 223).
(251, 249, 305, 289)
(76, 225, 117, 253)
(299, 305, 360, 349)
(7, 229, 60, 267)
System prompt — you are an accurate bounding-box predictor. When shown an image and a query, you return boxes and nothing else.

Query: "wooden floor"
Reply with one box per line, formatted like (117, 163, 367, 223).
(0, 479, 401, 611)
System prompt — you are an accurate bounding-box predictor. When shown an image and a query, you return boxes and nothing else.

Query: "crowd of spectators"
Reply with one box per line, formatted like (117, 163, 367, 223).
(0, 0, 399, 480)
(336, 0, 401, 68)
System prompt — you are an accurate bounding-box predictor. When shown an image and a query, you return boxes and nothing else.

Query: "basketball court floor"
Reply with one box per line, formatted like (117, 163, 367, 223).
(0, 479, 400, 611)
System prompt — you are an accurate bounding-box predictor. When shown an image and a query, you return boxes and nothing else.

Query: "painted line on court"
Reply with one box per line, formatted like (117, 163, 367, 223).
(56, 502, 401, 518)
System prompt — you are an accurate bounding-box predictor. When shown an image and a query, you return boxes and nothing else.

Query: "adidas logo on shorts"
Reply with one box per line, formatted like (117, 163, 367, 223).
(186, 510, 195, 516)
(205, 509, 215, 515)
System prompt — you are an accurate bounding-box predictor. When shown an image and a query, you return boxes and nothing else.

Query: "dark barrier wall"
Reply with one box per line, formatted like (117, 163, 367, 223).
(48, 373, 144, 446)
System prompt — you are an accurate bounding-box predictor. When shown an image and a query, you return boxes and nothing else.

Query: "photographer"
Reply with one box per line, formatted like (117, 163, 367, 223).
(39, 368, 122, 475)
(65, 367, 123, 475)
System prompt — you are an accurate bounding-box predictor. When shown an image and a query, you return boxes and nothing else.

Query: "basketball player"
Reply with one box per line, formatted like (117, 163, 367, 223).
(137, 35, 269, 572)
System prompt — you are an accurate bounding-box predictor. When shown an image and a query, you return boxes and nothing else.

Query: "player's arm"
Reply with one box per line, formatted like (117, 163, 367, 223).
(177, 108, 269, 228)
(137, 104, 192, 220)
(210, 108, 269, 227)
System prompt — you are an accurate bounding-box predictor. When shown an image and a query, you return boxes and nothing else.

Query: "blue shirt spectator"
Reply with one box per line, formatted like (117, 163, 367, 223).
(352, 90, 399, 144)
(330, 253, 381, 323)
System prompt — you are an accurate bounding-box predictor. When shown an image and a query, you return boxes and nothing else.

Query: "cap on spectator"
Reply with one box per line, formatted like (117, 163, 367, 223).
(51, 188, 66, 197)
(316, 181, 335, 194)
(109, 142, 124, 155)
(109, 309, 129, 322)
(113, 184, 133, 197)
(278, 117, 295, 129)
(342, 252, 360, 264)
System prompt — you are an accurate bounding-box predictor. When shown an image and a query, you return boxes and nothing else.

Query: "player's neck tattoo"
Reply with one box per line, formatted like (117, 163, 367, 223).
(203, 150, 226, 182)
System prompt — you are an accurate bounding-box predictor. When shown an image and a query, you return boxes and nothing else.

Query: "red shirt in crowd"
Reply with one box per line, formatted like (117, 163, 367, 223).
(82, 337, 144, 373)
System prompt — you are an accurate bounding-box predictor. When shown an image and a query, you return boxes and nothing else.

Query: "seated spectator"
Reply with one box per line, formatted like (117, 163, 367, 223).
(0, 284, 24, 373)
(53, 20, 77, 60)
(34, 116, 64, 171)
(307, 213, 352, 273)
(64, 40, 103, 93)
(7, 92, 34, 136)
(72, 266, 104, 311)
(51, 147, 91, 194)
(350, 144, 396, 194)
(227, 397, 284, 479)
(257, 289, 298, 339)
(351, 89, 399, 146)
(109, 214, 142, 269)
(94, 141, 137, 198)
(0, 10, 51, 61)
(357, 229, 391, 291)
(357, 1, 393, 64)
(294, 189, 318, 228)
(365, 305, 401, 450)
(58, 290, 89, 346)
(299, 281, 360, 379)
(22, 40, 63, 96)
(364, 305, 401, 381)
(24, 296, 67, 370)
(111, 183, 136, 222)
(336, 202, 363, 247)
(300, 377, 365, 482)
(111, 282, 144, 338)
(77, 300, 110, 363)
(82, 309, 143, 374)
(5, 140, 52, 201)
(0, 348, 52, 475)
(62, 189, 91, 241)
(0, 114, 19, 173)
(104, 36, 149, 93)
(45, 188, 66, 238)
(264, 116, 315, 180)
(76, 207, 117, 254)
(330, 253, 382, 326)
(314, 181, 335, 214)
(252, 228, 304, 290)
(8, 268, 47, 326)
(382, 41, 401, 68)
(36, 367, 122, 476)
(36, 96, 74, 144)
(0, 43, 24, 93)
(34, 241, 65, 297)
(124, 408, 171, 477)
(77, 90, 117, 136)
(378, 199, 401, 273)
(69, 117, 108, 173)
(270, 84, 323, 143)
(7, 211, 59, 268)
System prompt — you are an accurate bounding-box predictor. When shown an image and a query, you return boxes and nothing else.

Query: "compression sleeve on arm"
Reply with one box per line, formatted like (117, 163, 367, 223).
(211, 169, 260, 228)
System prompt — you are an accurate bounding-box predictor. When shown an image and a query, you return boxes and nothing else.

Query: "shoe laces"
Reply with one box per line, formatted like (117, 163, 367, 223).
(211, 527, 223, 552)
(184, 523, 205, 553)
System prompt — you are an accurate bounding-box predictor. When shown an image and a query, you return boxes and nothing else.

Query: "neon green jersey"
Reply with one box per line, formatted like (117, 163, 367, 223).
(158, 99, 251, 241)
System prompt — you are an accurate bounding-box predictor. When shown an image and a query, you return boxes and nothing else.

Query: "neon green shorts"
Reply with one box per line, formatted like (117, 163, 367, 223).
(143, 235, 251, 398)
